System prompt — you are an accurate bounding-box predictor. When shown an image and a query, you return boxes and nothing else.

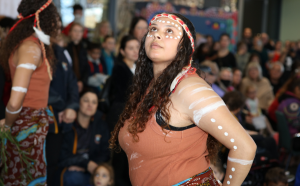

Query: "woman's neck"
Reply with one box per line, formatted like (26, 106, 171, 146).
(77, 112, 90, 129)
(153, 62, 170, 81)
(123, 58, 135, 69)
(73, 40, 80, 45)
(218, 48, 229, 56)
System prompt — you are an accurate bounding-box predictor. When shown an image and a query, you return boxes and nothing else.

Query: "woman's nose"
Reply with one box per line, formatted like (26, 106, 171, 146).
(154, 32, 161, 40)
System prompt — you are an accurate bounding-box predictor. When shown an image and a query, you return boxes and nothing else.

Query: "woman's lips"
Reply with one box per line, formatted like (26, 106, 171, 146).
(151, 42, 162, 49)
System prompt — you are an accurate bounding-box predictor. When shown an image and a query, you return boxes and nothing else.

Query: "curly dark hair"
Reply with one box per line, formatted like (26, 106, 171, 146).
(109, 13, 220, 162)
(0, 0, 59, 72)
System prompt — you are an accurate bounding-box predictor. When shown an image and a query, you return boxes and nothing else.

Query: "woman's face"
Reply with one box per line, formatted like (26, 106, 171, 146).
(248, 67, 259, 80)
(219, 35, 230, 49)
(79, 92, 98, 117)
(233, 70, 242, 85)
(134, 20, 148, 42)
(275, 41, 282, 51)
(121, 40, 140, 62)
(145, 17, 183, 65)
(100, 22, 110, 36)
(70, 25, 84, 43)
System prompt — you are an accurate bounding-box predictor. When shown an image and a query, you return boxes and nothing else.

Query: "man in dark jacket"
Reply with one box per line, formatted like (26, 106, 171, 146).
(59, 111, 110, 185)
(46, 43, 79, 186)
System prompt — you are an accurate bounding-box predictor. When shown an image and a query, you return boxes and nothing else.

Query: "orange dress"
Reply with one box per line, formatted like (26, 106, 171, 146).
(119, 71, 220, 186)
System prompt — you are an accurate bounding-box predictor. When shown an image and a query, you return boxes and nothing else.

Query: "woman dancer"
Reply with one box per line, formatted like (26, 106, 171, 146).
(110, 13, 256, 186)
(0, 0, 59, 185)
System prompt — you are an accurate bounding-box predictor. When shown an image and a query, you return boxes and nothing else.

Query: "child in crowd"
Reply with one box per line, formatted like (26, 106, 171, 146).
(210, 159, 225, 183)
(101, 36, 116, 75)
(245, 84, 275, 136)
(87, 42, 109, 94)
(92, 163, 114, 186)
(264, 167, 288, 186)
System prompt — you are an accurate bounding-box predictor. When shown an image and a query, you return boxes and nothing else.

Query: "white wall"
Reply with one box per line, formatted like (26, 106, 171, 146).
(0, 0, 21, 18)
(280, 0, 300, 41)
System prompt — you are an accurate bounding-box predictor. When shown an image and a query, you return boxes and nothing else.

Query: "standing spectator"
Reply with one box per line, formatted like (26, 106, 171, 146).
(232, 68, 243, 90)
(193, 43, 210, 64)
(235, 41, 250, 72)
(66, 23, 90, 93)
(129, 16, 148, 43)
(268, 62, 284, 95)
(270, 41, 283, 62)
(92, 21, 112, 44)
(101, 36, 116, 76)
(87, 42, 109, 94)
(215, 67, 235, 93)
(47, 20, 80, 186)
(62, 4, 89, 39)
(59, 90, 110, 186)
(242, 27, 253, 50)
(261, 33, 274, 52)
(215, 33, 237, 68)
(240, 62, 274, 112)
(251, 36, 269, 77)
(107, 35, 139, 186)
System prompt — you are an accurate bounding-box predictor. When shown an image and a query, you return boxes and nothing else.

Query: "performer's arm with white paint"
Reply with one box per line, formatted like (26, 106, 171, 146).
(174, 76, 257, 186)
(5, 41, 42, 127)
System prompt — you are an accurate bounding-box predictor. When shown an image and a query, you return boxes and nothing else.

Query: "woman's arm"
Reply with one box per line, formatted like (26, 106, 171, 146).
(4, 41, 42, 127)
(174, 76, 257, 186)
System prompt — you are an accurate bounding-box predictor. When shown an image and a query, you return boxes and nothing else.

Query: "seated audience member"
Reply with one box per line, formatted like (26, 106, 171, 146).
(270, 41, 284, 62)
(91, 163, 114, 186)
(87, 42, 108, 94)
(245, 84, 275, 135)
(62, 4, 88, 39)
(92, 21, 112, 44)
(59, 90, 110, 186)
(251, 36, 269, 77)
(264, 167, 288, 186)
(193, 43, 210, 64)
(199, 60, 224, 97)
(277, 76, 300, 136)
(232, 68, 242, 90)
(47, 22, 79, 185)
(210, 159, 225, 183)
(101, 36, 116, 75)
(242, 27, 253, 50)
(240, 62, 274, 112)
(268, 62, 285, 95)
(261, 33, 275, 52)
(223, 91, 279, 160)
(235, 41, 250, 72)
(107, 35, 139, 186)
(129, 16, 148, 43)
(215, 67, 235, 93)
(66, 23, 90, 93)
(215, 33, 237, 68)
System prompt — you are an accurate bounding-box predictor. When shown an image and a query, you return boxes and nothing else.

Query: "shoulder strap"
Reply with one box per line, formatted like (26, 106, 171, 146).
(169, 66, 197, 95)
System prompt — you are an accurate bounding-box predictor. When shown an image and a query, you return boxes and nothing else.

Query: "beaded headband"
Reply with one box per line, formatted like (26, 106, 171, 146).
(9, 0, 53, 80)
(149, 13, 195, 53)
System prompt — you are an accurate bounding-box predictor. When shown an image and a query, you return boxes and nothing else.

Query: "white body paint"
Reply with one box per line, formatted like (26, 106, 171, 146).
(193, 100, 226, 124)
(229, 175, 232, 179)
(12, 87, 27, 93)
(189, 95, 219, 109)
(17, 63, 37, 70)
(177, 83, 205, 95)
(130, 152, 141, 160)
(218, 126, 222, 129)
(6, 106, 22, 114)
(228, 157, 253, 165)
(190, 87, 213, 95)
(211, 118, 216, 122)
(232, 167, 235, 172)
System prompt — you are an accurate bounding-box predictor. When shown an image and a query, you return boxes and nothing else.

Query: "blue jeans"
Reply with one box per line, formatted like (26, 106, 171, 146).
(63, 170, 91, 186)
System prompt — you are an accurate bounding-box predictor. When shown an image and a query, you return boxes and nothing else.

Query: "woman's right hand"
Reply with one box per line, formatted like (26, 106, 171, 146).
(68, 166, 85, 172)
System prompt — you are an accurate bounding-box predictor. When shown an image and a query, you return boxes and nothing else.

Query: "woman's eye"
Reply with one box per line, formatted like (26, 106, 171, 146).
(150, 27, 157, 32)
(166, 29, 173, 34)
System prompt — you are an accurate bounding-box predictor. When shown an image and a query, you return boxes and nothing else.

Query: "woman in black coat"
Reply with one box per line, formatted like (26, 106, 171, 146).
(107, 35, 140, 186)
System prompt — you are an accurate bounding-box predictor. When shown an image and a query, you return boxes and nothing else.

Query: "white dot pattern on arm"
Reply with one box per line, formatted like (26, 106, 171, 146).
(233, 146, 237, 150)
(229, 175, 232, 179)
(218, 126, 222, 129)
(224, 132, 228, 136)
(230, 139, 234, 142)
(211, 118, 216, 122)
(232, 167, 235, 172)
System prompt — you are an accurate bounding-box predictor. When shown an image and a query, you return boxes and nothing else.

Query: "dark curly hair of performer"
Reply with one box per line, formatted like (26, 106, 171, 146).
(0, 0, 59, 71)
(109, 12, 220, 162)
